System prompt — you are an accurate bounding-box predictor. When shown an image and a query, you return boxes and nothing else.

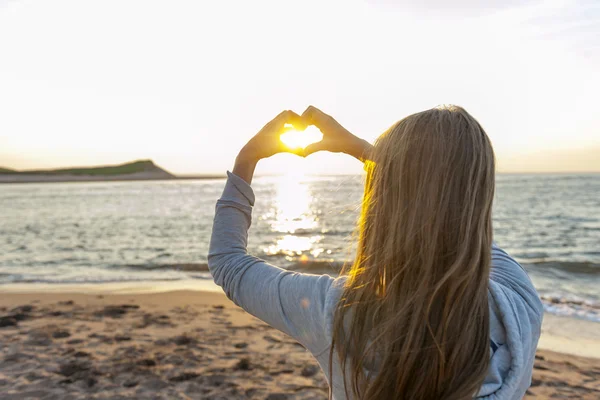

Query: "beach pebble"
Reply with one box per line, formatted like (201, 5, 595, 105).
(137, 313, 173, 329)
(235, 357, 252, 371)
(300, 365, 319, 377)
(138, 378, 169, 390)
(25, 331, 52, 346)
(24, 371, 46, 382)
(168, 372, 200, 382)
(58, 361, 91, 377)
(172, 335, 195, 346)
(47, 311, 63, 317)
(3, 351, 30, 362)
(161, 354, 184, 365)
(11, 305, 34, 314)
(207, 374, 226, 387)
(0, 316, 18, 328)
(183, 382, 206, 394)
(1, 390, 55, 399)
(136, 358, 157, 367)
(265, 393, 289, 400)
(269, 369, 294, 376)
(263, 335, 281, 343)
(96, 305, 128, 318)
(82, 377, 97, 388)
(122, 379, 139, 388)
(9, 312, 29, 322)
(52, 330, 71, 339)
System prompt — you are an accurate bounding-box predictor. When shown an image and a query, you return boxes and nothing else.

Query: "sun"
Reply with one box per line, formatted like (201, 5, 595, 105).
(280, 126, 323, 149)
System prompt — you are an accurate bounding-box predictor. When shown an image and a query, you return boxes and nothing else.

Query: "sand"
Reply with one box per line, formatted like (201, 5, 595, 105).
(0, 290, 598, 399)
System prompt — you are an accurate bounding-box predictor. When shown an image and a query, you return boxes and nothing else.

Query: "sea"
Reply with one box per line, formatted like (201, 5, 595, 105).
(1, 174, 599, 324)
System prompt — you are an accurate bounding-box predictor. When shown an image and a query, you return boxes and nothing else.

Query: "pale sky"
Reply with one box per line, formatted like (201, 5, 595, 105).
(1, 0, 599, 175)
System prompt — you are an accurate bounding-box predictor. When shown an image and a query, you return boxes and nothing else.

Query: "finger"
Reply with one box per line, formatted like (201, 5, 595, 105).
(288, 147, 305, 158)
(301, 105, 332, 129)
(271, 110, 306, 131)
(303, 140, 327, 156)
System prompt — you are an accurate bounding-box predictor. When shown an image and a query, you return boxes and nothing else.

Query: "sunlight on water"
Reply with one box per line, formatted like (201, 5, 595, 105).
(264, 234, 322, 257)
(263, 174, 323, 258)
(271, 174, 317, 234)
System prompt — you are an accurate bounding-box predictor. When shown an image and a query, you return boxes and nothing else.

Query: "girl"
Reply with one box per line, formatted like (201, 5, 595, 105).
(208, 105, 543, 399)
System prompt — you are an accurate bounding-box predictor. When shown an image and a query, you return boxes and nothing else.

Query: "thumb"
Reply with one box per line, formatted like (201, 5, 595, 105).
(303, 141, 327, 157)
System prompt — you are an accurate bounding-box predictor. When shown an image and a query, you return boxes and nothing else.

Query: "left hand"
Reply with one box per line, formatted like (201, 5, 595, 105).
(237, 110, 306, 163)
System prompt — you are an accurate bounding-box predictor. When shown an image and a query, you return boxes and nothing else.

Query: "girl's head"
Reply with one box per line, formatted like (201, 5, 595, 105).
(332, 105, 495, 400)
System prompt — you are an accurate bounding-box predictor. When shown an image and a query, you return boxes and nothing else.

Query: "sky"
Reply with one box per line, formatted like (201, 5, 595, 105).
(0, 0, 599, 175)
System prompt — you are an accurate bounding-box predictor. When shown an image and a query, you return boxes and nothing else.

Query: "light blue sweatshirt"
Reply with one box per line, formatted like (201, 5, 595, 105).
(208, 172, 544, 399)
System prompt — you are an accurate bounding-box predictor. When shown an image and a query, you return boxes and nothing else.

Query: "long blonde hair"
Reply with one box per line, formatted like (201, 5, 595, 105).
(330, 106, 495, 400)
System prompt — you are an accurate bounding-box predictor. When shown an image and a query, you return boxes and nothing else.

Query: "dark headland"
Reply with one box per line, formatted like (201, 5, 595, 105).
(0, 160, 224, 183)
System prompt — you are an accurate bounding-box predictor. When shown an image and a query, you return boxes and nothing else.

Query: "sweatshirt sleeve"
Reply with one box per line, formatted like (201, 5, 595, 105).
(208, 171, 336, 354)
(490, 242, 544, 326)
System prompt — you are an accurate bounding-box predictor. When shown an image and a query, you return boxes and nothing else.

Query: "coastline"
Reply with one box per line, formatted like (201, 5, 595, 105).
(0, 175, 226, 184)
(1, 281, 598, 359)
(0, 287, 598, 399)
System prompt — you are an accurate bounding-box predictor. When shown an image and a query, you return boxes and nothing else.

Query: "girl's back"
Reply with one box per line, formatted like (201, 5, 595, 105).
(209, 105, 543, 399)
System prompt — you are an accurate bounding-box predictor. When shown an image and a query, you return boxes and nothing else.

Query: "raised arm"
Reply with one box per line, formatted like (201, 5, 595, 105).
(208, 110, 342, 354)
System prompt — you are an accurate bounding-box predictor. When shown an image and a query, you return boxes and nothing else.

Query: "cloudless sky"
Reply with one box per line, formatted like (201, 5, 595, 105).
(1, 0, 599, 175)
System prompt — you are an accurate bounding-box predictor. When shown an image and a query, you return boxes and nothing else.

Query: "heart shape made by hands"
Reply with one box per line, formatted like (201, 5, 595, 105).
(280, 126, 323, 150)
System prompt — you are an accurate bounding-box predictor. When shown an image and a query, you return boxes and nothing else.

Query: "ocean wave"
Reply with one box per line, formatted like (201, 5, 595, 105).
(523, 260, 600, 275)
(539, 295, 600, 323)
(0, 276, 189, 285)
(287, 260, 346, 274)
(120, 260, 348, 275)
(122, 263, 210, 272)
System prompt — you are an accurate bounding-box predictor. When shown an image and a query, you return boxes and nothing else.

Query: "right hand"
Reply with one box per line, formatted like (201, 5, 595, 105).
(301, 106, 373, 161)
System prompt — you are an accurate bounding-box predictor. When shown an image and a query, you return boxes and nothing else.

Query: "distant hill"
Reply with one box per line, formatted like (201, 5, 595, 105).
(0, 160, 176, 183)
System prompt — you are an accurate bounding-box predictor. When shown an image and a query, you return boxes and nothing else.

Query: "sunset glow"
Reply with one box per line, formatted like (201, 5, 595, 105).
(1, 1, 599, 173)
(280, 127, 323, 150)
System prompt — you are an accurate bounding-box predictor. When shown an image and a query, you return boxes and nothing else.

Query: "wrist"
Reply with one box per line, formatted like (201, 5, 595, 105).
(233, 147, 259, 185)
(237, 145, 260, 165)
(348, 137, 372, 162)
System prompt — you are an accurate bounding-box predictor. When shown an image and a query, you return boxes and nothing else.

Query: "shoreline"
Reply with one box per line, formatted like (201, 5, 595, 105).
(0, 289, 598, 398)
(1, 282, 599, 360)
(0, 175, 226, 184)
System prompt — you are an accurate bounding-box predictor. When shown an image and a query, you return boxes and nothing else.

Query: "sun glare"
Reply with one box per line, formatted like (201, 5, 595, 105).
(280, 126, 323, 149)
(261, 175, 324, 260)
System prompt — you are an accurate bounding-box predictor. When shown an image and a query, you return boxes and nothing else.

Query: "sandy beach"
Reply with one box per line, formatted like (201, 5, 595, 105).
(0, 290, 597, 399)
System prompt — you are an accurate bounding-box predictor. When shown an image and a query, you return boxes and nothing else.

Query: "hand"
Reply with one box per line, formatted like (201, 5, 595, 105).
(237, 110, 306, 164)
(233, 110, 306, 184)
(301, 105, 373, 162)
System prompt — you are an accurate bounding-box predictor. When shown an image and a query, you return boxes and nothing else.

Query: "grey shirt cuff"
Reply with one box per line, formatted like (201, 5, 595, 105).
(221, 171, 255, 207)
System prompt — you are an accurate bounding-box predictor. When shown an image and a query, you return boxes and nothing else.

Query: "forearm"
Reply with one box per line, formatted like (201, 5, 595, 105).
(232, 147, 259, 185)
(348, 137, 374, 163)
(208, 171, 256, 297)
